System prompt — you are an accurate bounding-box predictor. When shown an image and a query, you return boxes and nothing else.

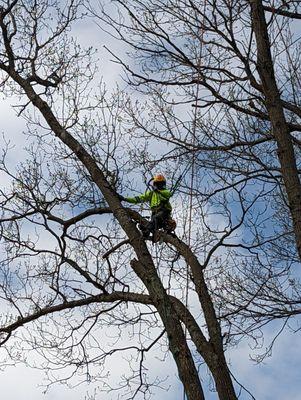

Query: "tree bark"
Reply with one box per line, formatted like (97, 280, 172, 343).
(249, 0, 301, 260)
(160, 233, 238, 399)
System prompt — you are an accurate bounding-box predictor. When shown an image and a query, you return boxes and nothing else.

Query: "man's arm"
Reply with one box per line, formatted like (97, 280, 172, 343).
(122, 191, 152, 204)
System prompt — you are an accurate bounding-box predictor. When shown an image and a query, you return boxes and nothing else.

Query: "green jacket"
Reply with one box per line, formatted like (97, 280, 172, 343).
(126, 189, 172, 212)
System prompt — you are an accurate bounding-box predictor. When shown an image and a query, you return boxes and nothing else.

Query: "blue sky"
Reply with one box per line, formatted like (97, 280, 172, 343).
(1, 1, 301, 399)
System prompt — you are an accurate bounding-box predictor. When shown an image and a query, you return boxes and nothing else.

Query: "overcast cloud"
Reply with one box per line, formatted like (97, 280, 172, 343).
(0, 1, 301, 400)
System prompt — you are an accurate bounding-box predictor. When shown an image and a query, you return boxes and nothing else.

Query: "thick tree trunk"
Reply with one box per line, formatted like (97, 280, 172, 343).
(197, 275, 237, 400)
(210, 357, 237, 400)
(162, 234, 238, 400)
(195, 272, 237, 400)
(249, 0, 301, 260)
(131, 260, 205, 400)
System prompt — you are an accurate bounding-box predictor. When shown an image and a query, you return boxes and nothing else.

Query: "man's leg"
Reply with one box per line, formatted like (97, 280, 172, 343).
(140, 210, 170, 238)
(151, 210, 170, 231)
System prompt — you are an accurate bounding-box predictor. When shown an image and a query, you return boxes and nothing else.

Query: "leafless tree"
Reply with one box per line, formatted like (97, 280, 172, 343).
(95, 0, 301, 258)
(90, 0, 301, 375)
(1, 1, 301, 399)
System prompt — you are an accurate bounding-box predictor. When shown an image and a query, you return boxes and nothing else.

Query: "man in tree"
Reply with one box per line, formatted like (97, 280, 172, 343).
(120, 174, 175, 238)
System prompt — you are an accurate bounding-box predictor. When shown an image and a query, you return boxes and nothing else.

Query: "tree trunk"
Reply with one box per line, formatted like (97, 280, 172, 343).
(163, 234, 238, 399)
(249, 0, 301, 260)
(210, 356, 237, 400)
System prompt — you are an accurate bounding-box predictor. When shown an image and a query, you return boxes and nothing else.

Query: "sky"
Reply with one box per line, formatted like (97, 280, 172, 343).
(0, 1, 301, 400)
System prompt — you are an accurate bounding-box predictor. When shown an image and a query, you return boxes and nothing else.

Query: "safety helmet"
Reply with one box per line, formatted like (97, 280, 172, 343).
(153, 174, 166, 183)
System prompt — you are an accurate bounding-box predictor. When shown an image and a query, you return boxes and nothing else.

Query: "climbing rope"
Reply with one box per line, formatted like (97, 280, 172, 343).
(183, 1, 207, 399)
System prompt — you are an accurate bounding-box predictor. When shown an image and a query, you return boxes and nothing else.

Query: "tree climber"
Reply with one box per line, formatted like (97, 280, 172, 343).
(119, 174, 176, 238)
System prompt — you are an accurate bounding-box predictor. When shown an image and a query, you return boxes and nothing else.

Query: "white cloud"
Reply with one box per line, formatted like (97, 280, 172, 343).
(1, 2, 301, 400)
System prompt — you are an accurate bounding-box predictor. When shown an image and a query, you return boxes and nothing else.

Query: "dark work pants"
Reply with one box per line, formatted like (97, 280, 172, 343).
(140, 209, 171, 238)
(151, 209, 170, 230)
(149, 209, 170, 232)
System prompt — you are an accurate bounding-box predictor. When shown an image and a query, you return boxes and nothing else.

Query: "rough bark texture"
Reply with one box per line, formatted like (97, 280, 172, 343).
(249, 0, 301, 260)
(161, 233, 238, 400)
(126, 209, 238, 399)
